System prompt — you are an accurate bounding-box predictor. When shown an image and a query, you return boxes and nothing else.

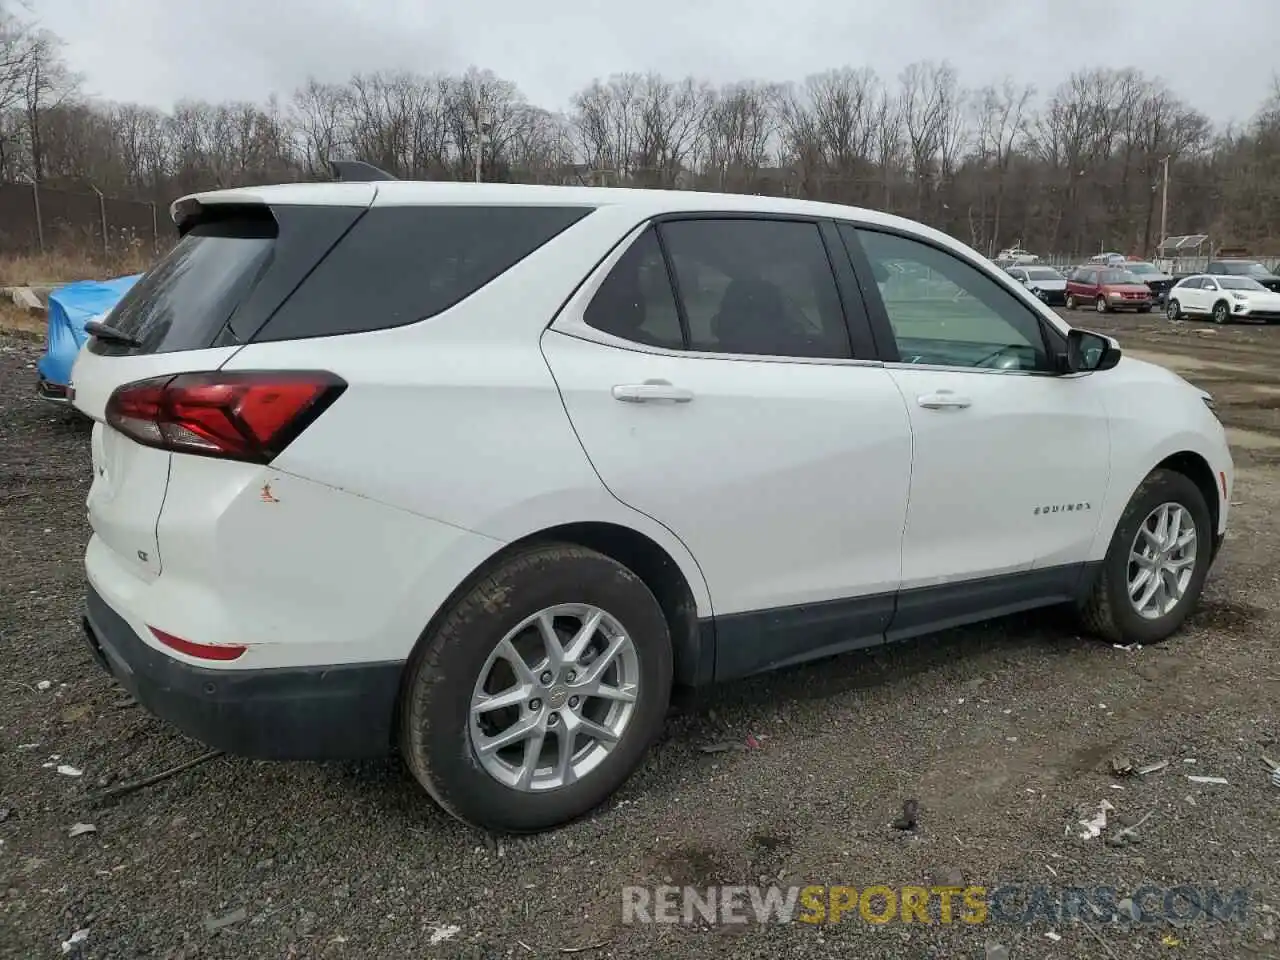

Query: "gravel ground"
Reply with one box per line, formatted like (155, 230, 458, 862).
(1, 316, 1278, 960)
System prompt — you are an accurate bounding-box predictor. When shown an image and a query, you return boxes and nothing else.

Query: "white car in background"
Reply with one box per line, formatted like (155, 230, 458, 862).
(1166, 274, 1280, 324)
(71, 177, 1233, 833)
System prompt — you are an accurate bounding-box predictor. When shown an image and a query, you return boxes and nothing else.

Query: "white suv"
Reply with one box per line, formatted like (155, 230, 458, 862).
(72, 179, 1233, 833)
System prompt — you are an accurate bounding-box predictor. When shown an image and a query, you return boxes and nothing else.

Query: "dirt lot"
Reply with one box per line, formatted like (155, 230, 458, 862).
(1, 313, 1278, 959)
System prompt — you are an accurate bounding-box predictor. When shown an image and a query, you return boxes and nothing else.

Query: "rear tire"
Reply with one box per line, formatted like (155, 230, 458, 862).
(1065, 294, 1077, 310)
(1078, 469, 1213, 646)
(1096, 296, 1109, 314)
(399, 543, 673, 833)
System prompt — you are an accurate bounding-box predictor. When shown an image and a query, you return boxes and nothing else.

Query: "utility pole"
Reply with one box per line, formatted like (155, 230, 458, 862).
(1159, 155, 1170, 254)
(474, 108, 488, 184)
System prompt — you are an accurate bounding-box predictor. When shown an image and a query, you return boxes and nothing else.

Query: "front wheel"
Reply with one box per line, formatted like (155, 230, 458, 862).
(1167, 298, 1182, 321)
(1213, 301, 1230, 324)
(398, 543, 673, 833)
(1078, 468, 1213, 645)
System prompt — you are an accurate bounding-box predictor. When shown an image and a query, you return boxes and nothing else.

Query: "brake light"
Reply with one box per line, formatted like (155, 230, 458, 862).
(105, 371, 346, 463)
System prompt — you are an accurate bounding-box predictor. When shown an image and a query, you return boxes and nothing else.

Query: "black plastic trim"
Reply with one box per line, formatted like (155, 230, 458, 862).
(83, 584, 402, 760)
(329, 160, 398, 182)
(701, 562, 1101, 684)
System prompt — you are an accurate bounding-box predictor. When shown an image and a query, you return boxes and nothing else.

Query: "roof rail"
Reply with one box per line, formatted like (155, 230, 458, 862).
(328, 160, 398, 182)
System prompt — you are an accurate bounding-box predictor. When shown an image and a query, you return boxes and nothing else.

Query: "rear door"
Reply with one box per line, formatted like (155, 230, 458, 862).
(544, 216, 914, 678)
(71, 191, 373, 579)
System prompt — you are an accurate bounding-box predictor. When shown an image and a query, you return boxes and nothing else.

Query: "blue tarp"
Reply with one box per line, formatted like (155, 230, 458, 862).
(36, 275, 143, 388)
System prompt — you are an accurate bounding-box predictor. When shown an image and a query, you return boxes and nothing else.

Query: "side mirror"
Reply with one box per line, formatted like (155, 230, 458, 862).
(1064, 328, 1121, 373)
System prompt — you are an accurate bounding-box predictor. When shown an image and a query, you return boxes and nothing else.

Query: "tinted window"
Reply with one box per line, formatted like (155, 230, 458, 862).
(583, 229, 682, 349)
(96, 213, 276, 355)
(1179, 277, 1202, 289)
(658, 219, 852, 359)
(852, 227, 1050, 372)
(256, 205, 592, 342)
(1026, 268, 1063, 280)
(1218, 277, 1266, 291)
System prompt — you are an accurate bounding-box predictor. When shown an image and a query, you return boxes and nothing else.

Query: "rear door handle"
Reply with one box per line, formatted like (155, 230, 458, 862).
(918, 391, 971, 410)
(612, 380, 694, 404)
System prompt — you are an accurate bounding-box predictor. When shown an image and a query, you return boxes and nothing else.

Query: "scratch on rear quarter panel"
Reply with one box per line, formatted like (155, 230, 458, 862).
(260, 481, 280, 504)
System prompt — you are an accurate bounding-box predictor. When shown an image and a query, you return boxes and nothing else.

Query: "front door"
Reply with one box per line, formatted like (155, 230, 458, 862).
(544, 217, 914, 677)
(839, 225, 1111, 633)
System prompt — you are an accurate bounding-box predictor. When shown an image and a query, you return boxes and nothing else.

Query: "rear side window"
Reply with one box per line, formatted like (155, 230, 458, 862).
(255, 205, 593, 342)
(94, 213, 276, 355)
(660, 218, 852, 359)
(583, 228, 683, 349)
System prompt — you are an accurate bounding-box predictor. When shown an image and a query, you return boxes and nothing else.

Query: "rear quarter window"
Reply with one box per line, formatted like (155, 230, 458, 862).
(253, 205, 593, 342)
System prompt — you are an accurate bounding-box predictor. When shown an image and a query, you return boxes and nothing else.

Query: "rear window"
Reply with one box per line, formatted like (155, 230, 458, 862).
(253, 205, 593, 342)
(93, 214, 276, 355)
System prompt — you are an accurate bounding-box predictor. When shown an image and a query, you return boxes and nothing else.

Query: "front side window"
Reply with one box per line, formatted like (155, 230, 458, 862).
(849, 226, 1051, 372)
(658, 218, 853, 359)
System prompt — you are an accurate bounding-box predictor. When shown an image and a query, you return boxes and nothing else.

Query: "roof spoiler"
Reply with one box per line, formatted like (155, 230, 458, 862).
(328, 160, 398, 182)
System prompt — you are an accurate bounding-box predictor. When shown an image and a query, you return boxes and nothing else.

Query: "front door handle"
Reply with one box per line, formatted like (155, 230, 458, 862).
(612, 380, 694, 404)
(918, 391, 971, 410)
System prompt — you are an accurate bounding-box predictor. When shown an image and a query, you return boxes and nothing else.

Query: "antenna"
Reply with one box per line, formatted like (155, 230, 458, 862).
(328, 160, 398, 182)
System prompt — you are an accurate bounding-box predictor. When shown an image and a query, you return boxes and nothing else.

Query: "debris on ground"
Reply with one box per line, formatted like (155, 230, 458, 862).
(892, 798, 919, 831)
(68, 822, 96, 837)
(90, 750, 222, 805)
(698, 741, 744, 754)
(54, 765, 83, 777)
(1046, 930, 1062, 941)
(985, 943, 1010, 960)
(1137, 759, 1170, 776)
(558, 942, 608, 955)
(204, 907, 248, 933)
(1110, 756, 1134, 776)
(60, 928, 89, 953)
(1076, 799, 1115, 839)
(1112, 643, 1143, 652)
(1107, 807, 1155, 847)
(427, 923, 461, 945)
(1187, 775, 1229, 785)
(1163, 934, 1182, 946)
(36, 680, 52, 691)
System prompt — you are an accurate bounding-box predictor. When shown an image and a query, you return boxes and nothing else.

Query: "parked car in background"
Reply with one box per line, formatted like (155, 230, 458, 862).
(1119, 261, 1176, 303)
(1205, 259, 1280, 293)
(37, 275, 142, 403)
(1007, 265, 1068, 305)
(1088, 253, 1128, 267)
(1166, 274, 1280, 324)
(1065, 266, 1154, 313)
(991, 257, 1018, 271)
(997, 247, 1039, 263)
(72, 178, 1232, 833)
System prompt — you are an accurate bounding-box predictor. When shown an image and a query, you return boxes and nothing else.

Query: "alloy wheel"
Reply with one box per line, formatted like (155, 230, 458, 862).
(469, 603, 640, 792)
(1127, 502, 1197, 620)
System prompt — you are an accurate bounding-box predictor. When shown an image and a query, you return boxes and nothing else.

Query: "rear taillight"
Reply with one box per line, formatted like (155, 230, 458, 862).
(105, 371, 346, 463)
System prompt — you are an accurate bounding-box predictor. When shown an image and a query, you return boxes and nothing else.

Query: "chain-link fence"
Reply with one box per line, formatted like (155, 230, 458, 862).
(0, 181, 178, 260)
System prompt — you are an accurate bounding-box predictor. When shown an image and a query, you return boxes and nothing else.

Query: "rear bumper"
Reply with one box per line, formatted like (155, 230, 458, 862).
(83, 583, 403, 761)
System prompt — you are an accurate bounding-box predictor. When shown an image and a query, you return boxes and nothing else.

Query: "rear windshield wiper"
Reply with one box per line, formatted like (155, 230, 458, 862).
(85, 320, 142, 349)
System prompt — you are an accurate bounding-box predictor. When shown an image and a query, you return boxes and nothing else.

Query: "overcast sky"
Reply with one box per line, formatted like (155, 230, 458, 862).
(30, 0, 1280, 125)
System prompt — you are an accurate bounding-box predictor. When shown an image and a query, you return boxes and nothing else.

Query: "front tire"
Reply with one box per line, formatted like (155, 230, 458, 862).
(399, 543, 673, 833)
(1212, 300, 1230, 324)
(1167, 298, 1182, 320)
(1078, 468, 1213, 645)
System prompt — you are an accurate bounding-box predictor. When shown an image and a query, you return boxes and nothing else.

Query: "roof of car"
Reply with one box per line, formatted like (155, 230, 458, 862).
(170, 179, 952, 249)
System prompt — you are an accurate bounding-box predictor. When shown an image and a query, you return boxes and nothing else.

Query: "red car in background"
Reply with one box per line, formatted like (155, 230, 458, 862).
(1064, 266, 1154, 313)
